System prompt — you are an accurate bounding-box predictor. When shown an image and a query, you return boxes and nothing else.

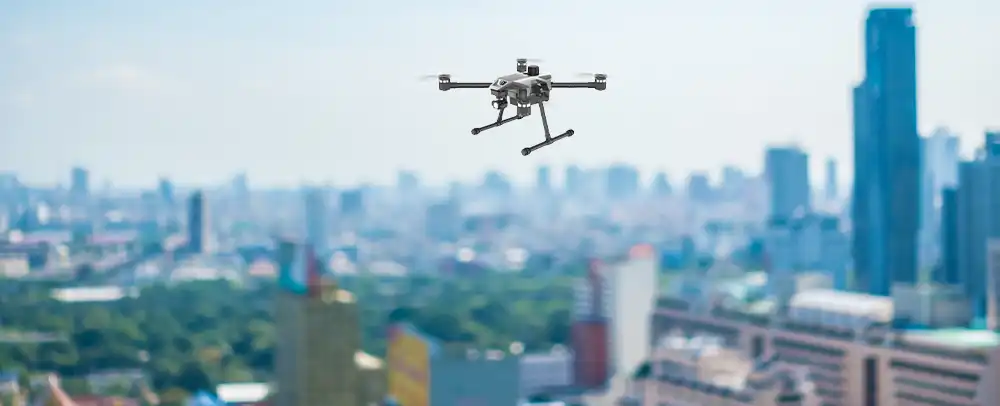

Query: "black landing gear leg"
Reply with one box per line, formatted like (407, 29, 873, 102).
(520, 102, 573, 156)
(471, 99, 523, 135)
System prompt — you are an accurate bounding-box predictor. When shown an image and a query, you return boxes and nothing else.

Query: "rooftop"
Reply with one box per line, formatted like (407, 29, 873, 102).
(216, 382, 269, 404)
(51, 286, 132, 302)
(355, 351, 383, 370)
(903, 328, 1000, 349)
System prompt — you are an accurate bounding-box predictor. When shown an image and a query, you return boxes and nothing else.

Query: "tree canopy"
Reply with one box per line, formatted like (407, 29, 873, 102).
(0, 272, 575, 400)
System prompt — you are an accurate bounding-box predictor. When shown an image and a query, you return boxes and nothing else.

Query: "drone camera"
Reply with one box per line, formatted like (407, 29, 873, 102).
(527, 65, 540, 76)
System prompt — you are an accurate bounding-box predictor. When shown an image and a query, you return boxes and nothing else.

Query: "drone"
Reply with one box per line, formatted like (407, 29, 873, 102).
(433, 58, 607, 156)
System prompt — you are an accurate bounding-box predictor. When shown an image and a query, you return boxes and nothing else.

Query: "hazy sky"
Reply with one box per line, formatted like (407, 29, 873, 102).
(1, 0, 997, 188)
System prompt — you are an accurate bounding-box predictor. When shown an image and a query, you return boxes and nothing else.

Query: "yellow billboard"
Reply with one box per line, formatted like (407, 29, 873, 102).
(387, 326, 430, 406)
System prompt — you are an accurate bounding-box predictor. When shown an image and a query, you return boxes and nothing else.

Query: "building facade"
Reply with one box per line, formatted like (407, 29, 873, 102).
(852, 7, 921, 297)
(302, 187, 329, 255)
(764, 146, 811, 219)
(386, 324, 521, 406)
(273, 239, 377, 406)
(519, 348, 573, 397)
(186, 190, 209, 254)
(602, 245, 658, 378)
(648, 290, 1000, 405)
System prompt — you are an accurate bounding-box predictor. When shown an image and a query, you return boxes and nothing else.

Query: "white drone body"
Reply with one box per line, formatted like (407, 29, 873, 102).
(435, 58, 607, 156)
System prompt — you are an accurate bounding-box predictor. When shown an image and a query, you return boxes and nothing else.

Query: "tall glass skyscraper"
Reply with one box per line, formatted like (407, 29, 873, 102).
(764, 146, 811, 219)
(302, 187, 329, 254)
(851, 7, 920, 296)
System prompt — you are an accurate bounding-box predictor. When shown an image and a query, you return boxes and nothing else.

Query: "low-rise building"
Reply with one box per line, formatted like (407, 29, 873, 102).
(646, 285, 1000, 405)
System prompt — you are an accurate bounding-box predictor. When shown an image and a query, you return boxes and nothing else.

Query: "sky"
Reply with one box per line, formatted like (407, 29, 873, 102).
(1, 0, 998, 188)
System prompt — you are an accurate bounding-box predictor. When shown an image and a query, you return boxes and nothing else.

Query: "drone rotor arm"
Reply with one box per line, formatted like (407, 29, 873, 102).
(439, 82, 491, 91)
(550, 82, 605, 90)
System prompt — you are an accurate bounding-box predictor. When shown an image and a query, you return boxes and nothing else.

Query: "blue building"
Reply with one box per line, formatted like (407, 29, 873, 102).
(851, 7, 920, 297)
(952, 134, 1000, 322)
(764, 145, 811, 219)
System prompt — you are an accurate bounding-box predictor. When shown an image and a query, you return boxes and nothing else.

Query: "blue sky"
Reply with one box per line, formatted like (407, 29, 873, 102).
(1, 0, 997, 188)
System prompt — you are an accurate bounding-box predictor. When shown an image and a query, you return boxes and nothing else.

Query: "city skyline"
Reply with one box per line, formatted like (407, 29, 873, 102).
(1, 0, 998, 187)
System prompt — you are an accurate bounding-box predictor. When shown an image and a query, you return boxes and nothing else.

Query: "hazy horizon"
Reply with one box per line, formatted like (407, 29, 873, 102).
(2, 0, 997, 188)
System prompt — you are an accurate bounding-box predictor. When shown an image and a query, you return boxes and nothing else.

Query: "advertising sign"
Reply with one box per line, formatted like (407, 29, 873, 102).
(387, 325, 432, 406)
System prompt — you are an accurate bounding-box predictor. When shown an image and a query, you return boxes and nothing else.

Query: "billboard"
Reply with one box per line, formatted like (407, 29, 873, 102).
(387, 324, 433, 406)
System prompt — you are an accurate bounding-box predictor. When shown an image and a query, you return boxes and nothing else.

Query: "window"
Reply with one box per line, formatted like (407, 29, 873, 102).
(864, 356, 878, 406)
(752, 336, 765, 358)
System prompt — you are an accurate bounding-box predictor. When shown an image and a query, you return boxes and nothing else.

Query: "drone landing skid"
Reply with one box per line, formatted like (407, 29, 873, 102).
(470, 101, 574, 156)
(521, 128, 574, 156)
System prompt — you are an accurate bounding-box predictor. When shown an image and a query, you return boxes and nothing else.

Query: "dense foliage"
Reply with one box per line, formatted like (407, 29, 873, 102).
(0, 273, 574, 400)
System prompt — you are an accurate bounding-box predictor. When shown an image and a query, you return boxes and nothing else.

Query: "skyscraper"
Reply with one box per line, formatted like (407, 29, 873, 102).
(824, 157, 838, 202)
(70, 167, 89, 203)
(564, 165, 583, 196)
(851, 7, 920, 296)
(651, 172, 672, 196)
(187, 190, 209, 254)
(925, 128, 961, 191)
(302, 187, 329, 254)
(938, 187, 960, 285)
(605, 164, 640, 200)
(764, 145, 810, 219)
(158, 177, 174, 205)
(955, 134, 1000, 322)
(600, 245, 657, 377)
(572, 260, 610, 388)
(274, 240, 366, 406)
(536, 165, 551, 192)
(396, 170, 420, 194)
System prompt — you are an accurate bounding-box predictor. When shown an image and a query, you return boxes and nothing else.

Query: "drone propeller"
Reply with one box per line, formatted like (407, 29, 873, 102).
(574, 72, 609, 79)
(517, 58, 545, 63)
(418, 73, 451, 82)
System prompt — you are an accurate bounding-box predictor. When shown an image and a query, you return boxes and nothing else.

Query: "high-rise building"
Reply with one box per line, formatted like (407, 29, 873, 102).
(651, 172, 672, 196)
(919, 137, 939, 269)
(987, 240, 1000, 330)
(986, 131, 1000, 157)
(572, 260, 611, 388)
(686, 172, 713, 203)
(938, 187, 960, 285)
(825, 157, 838, 201)
(954, 134, 1000, 322)
(925, 128, 961, 191)
(764, 146, 810, 219)
(186, 190, 209, 254)
(274, 240, 379, 406)
(536, 165, 551, 192)
(606, 164, 640, 200)
(339, 188, 365, 232)
(302, 187, 329, 254)
(70, 167, 89, 203)
(765, 215, 851, 298)
(482, 171, 512, 196)
(157, 178, 174, 205)
(396, 170, 420, 193)
(565, 165, 583, 196)
(601, 245, 658, 377)
(852, 7, 920, 296)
